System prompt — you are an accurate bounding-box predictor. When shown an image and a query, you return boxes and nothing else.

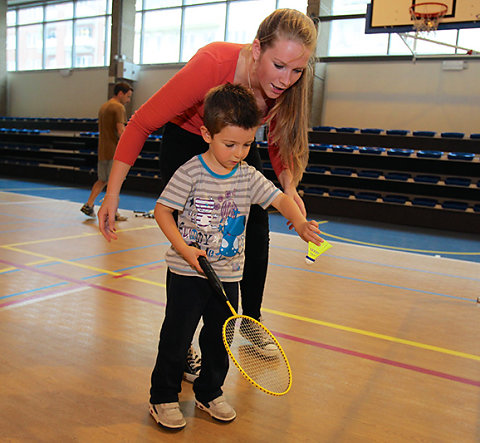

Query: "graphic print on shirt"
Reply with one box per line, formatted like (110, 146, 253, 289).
(216, 190, 245, 259)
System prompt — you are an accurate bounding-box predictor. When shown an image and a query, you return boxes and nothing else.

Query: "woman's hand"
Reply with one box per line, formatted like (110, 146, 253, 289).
(98, 194, 119, 241)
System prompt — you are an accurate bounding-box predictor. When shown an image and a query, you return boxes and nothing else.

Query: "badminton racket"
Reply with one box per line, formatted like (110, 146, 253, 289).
(195, 248, 292, 396)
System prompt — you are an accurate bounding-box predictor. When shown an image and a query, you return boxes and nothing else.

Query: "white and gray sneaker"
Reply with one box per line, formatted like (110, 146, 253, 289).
(239, 316, 279, 357)
(195, 395, 236, 422)
(183, 345, 201, 382)
(149, 402, 186, 429)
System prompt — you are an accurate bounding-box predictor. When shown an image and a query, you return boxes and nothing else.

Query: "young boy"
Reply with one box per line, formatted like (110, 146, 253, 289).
(149, 83, 323, 430)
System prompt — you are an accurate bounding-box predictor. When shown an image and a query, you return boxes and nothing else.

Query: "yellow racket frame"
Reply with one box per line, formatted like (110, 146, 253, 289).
(222, 313, 292, 396)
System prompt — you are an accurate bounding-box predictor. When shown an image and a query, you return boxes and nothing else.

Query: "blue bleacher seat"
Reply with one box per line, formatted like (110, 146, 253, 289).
(473, 204, 480, 212)
(414, 175, 440, 184)
(445, 177, 471, 186)
(412, 198, 438, 207)
(336, 127, 358, 133)
(383, 194, 409, 204)
(306, 166, 329, 173)
(331, 168, 355, 176)
(360, 128, 383, 134)
(441, 201, 468, 211)
(329, 189, 353, 198)
(357, 170, 382, 178)
(303, 187, 327, 195)
(447, 152, 474, 161)
(257, 141, 268, 147)
(355, 192, 381, 201)
(332, 145, 357, 153)
(358, 146, 385, 155)
(441, 132, 465, 138)
(412, 131, 436, 137)
(308, 143, 330, 151)
(470, 133, 480, 139)
(416, 150, 443, 158)
(386, 129, 410, 135)
(262, 162, 272, 169)
(385, 172, 411, 181)
(312, 126, 335, 132)
(387, 148, 414, 157)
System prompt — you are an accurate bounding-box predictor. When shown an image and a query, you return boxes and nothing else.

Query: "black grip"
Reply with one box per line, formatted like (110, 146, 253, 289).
(191, 243, 226, 298)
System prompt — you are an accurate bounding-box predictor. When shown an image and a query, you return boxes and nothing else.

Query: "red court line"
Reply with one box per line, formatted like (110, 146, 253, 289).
(0, 259, 165, 308)
(274, 331, 480, 388)
(2, 258, 478, 389)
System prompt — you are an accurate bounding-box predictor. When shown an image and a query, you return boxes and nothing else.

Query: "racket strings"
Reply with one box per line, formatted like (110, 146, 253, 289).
(224, 316, 291, 395)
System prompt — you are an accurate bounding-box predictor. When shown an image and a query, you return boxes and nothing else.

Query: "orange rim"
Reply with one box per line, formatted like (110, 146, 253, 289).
(409, 2, 448, 19)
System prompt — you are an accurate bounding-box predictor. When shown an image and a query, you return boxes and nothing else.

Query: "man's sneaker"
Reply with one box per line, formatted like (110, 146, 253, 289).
(115, 213, 128, 221)
(183, 345, 201, 382)
(239, 317, 279, 357)
(195, 395, 236, 422)
(149, 402, 186, 429)
(80, 203, 95, 218)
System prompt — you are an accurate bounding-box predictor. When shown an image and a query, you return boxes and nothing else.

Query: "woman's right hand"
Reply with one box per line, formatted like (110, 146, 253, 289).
(98, 194, 120, 241)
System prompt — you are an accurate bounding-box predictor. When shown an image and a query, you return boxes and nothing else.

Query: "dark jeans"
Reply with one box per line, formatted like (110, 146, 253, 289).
(159, 122, 270, 320)
(149, 273, 239, 404)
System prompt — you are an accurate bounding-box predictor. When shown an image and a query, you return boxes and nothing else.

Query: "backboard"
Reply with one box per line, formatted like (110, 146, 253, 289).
(365, 0, 480, 33)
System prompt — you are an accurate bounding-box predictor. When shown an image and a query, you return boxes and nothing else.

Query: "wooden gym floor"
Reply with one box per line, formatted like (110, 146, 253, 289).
(0, 190, 479, 442)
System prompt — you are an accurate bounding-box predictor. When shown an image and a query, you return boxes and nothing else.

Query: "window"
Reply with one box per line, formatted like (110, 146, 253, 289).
(7, 0, 111, 71)
(325, 0, 478, 58)
(134, 0, 308, 65)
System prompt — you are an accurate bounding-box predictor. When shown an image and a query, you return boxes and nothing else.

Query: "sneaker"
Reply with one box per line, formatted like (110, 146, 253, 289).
(195, 395, 236, 422)
(183, 345, 201, 383)
(115, 213, 128, 221)
(239, 317, 279, 357)
(149, 402, 186, 429)
(80, 203, 95, 218)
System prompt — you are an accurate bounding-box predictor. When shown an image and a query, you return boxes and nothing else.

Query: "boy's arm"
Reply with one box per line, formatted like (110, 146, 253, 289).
(154, 202, 206, 274)
(270, 193, 323, 245)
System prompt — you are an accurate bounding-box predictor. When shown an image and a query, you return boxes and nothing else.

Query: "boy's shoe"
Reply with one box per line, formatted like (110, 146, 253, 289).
(239, 316, 279, 357)
(149, 402, 186, 429)
(80, 203, 95, 218)
(115, 213, 128, 221)
(183, 345, 201, 382)
(195, 395, 236, 422)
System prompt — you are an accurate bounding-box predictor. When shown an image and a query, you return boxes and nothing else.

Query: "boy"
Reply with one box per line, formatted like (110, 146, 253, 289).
(149, 83, 323, 429)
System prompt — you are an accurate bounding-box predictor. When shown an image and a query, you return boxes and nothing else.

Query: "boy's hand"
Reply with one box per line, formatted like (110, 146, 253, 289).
(294, 220, 324, 245)
(178, 245, 207, 274)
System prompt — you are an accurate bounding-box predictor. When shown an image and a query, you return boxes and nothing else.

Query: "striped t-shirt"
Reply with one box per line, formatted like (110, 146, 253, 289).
(157, 155, 281, 281)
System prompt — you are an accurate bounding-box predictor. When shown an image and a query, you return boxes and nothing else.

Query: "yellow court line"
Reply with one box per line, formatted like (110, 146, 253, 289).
(0, 266, 16, 273)
(319, 230, 480, 256)
(3, 245, 165, 288)
(0, 224, 156, 248)
(263, 307, 480, 362)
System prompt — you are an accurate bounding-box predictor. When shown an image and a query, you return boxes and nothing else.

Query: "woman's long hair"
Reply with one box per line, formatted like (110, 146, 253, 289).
(256, 9, 317, 185)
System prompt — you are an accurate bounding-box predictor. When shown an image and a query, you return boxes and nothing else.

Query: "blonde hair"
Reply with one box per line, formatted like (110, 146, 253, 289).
(256, 9, 317, 185)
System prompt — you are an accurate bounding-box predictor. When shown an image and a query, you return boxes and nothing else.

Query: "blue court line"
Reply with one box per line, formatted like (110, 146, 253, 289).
(272, 245, 480, 282)
(269, 262, 473, 303)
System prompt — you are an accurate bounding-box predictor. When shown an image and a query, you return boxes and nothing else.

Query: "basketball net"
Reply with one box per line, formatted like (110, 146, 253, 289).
(409, 2, 448, 33)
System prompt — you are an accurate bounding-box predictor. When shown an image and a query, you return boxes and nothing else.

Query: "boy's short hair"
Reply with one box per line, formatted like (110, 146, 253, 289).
(203, 83, 262, 136)
(114, 81, 133, 95)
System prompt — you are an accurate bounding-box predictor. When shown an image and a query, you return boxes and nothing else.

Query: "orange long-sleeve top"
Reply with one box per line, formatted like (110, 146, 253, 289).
(113, 42, 286, 178)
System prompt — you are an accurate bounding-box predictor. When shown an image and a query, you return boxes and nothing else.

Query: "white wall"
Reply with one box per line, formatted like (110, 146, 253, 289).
(320, 59, 480, 135)
(6, 58, 480, 135)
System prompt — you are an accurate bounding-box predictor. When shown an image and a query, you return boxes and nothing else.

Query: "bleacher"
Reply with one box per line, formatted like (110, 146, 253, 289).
(0, 117, 479, 233)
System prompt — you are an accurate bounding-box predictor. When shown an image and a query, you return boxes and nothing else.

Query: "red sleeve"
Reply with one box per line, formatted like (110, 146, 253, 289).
(114, 46, 227, 165)
(267, 119, 288, 178)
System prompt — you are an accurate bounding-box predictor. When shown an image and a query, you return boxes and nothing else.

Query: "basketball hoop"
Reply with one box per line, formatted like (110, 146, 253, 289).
(409, 2, 448, 33)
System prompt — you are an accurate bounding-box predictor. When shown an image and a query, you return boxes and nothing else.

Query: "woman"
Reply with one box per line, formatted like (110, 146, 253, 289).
(98, 8, 317, 374)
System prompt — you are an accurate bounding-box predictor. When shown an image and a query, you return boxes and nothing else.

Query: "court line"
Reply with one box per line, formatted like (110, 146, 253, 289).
(0, 258, 165, 309)
(319, 230, 480, 256)
(274, 331, 480, 388)
(1, 246, 166, 288)
(1, 255, 478, 364)
(264, 308, 480, 362)
(269, 262, 473, 303)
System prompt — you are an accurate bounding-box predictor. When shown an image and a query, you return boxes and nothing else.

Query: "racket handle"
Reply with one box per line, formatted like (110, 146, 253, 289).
(191, 242, 227, 298)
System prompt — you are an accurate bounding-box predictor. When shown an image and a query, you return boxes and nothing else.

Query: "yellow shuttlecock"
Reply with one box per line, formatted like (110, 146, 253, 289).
(305, 240, 332, 265)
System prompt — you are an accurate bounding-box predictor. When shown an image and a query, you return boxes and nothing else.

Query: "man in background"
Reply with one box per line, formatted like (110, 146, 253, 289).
(81, 81, 133, 220)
